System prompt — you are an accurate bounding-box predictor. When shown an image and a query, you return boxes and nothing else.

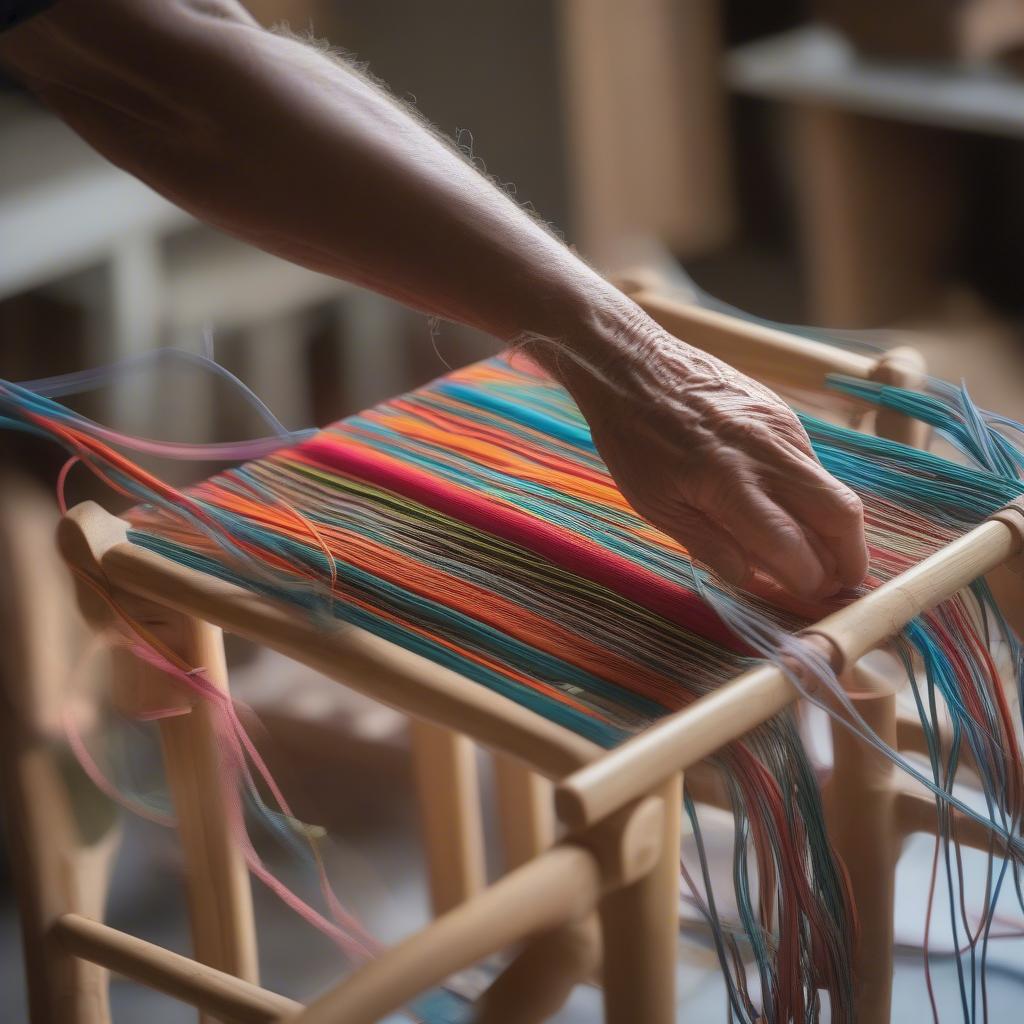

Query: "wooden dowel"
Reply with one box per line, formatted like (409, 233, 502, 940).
(293, 846, 602, 1024)
(493, 753, 556, 872)
(53, 915, 300, 1023)
(598, 773, 682, 1024)
(625, 280, 932, 448)
(805, 518, 1022, 670)
(557, 662, 793, 830)
(87, 525, 599, 779)
(896, 782, 1010, 855)
(409, 721, 486, 915)
(825, 692, 898, 1024)
(896, 708, 980, 780)
(559, 514, 1024, 829)
(150, 617, 259, 999)
(627, 287, 875, 388)
(474, 915, 600, 1024)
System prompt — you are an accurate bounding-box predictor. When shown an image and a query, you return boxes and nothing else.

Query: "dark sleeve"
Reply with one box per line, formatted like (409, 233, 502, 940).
(1, 0, 56, 31)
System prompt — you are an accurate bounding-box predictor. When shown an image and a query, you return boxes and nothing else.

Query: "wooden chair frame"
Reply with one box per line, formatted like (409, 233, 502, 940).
(6, 287, 1019, 1023)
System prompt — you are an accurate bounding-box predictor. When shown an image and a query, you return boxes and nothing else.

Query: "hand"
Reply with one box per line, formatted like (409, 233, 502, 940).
(544, 314, 869, 601)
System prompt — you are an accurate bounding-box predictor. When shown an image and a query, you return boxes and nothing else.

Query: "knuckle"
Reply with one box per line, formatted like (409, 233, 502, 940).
(718, 414, 768, 447)
(832, 487, 864, 523)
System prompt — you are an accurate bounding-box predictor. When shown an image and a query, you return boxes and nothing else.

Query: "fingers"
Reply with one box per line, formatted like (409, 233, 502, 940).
(675, 490, 841, 601)
(766, 457, 868, 588)
(711, 483, 838, 600)
(643, 461, 859, 600)
(669, 507, 751, 588)
(679, 464, 831, 598)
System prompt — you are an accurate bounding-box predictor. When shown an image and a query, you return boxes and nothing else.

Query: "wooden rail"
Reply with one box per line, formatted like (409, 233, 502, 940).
(557, 509, 1024, 829)
(53, 914, 300, 1023)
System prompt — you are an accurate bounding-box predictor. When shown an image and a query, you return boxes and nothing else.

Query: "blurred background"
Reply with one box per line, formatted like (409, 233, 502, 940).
(4, 0, 1024, 1019)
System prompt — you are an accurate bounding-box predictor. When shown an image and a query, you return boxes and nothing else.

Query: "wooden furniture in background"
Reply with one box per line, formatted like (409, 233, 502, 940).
(0, 97, 408, 452)
(815, 0, 1024, 64)
(728, 25, 1024, 325)
(559, 0, 735, 265)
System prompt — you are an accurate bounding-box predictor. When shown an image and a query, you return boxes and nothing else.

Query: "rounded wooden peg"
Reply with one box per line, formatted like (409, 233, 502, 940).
(872, 345, 926, 383)
(59, 503, 193, 718)
(56, 503, 131, 576)
(988, 497, 1024, 563)
(56, 503, 131, 631)
(983, 498, 1024, 637)
(579, 793, 665, 891)
(869, 345, 928, 448)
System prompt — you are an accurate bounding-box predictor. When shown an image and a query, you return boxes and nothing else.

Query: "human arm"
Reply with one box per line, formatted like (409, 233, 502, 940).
(0, 0, 867, 599)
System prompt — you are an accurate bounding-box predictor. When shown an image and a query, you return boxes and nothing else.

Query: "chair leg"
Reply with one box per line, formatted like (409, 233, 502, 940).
(825, 688, 898, 1024)
(1, 478, 119, 1023)
(1, 725, 120, 1024)
(494, 753, 555, 873)
(475, 914, 601, 1024)
(144, 616, 260, 1016)
(598, 773, 681, 1024)
(409, 719, 486, 916)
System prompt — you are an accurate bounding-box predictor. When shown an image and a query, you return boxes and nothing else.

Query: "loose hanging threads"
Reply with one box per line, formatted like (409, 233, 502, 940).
(3, 347, 1024, 1023)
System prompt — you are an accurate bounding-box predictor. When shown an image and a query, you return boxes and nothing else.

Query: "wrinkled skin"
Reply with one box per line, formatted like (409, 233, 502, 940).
(0, 1, 869, 601)
(554, 322, 869, 601)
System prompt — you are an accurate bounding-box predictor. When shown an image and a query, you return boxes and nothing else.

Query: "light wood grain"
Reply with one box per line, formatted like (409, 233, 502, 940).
(293, 845, 602, 1024)
(559, 514, 1024, 829)
(58, 504, 600, 779)
(53, 915, 299, 1023)
(494, 753, 556, 872)
(409, 720, 487, 915)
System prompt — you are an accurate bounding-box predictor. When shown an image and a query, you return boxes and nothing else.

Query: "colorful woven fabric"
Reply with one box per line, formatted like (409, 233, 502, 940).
(5, 350, 1024, 1023)
(128, 355, 757, 745)
(114, 353, 1023, 1021)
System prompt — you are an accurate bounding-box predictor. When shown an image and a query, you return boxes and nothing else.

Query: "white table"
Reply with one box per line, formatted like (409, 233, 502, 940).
(726, 26, 1024, 325)
(0, 95, 408, 436)
(728, 25, 1024, 140)
(0, 95, 191, 425)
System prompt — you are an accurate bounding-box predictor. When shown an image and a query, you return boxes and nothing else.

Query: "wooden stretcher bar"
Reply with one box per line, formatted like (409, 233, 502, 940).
(556, 506, 1024, 828)
(15, 286, 1020, 1024)
(49, 494, 1024, 1024)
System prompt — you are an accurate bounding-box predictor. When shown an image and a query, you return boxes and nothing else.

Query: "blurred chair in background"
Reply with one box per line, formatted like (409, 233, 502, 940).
(559, 0, 735, 268)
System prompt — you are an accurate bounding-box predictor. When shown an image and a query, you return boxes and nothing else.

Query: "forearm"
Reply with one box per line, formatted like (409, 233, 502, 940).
(0, 0, 869, 597)
(0, 0, 640, 361)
